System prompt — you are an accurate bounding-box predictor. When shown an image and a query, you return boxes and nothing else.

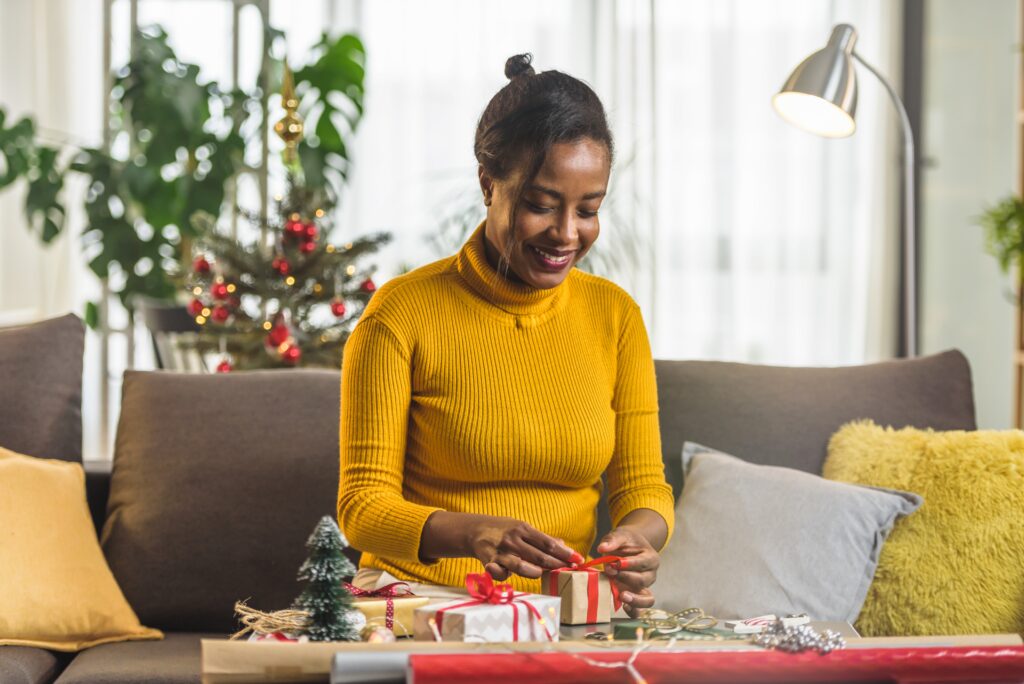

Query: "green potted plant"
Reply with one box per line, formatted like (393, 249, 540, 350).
(978, 194, 1024, 427)
(980, 195, 1024, 282)
(0, 26, 366, 328)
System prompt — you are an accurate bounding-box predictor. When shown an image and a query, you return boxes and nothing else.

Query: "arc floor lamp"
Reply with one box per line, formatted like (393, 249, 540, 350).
(772, 24, 917, 357)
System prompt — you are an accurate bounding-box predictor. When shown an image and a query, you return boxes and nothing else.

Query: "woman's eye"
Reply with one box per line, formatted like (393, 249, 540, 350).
(525, 201, 553, 214)
(578, 210, 599, 218)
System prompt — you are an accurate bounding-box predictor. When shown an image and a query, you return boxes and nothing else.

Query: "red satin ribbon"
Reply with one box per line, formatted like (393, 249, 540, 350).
(434, 573, 553, 642)
(343, 581, 413, 630)
(547, 555, 624, 622)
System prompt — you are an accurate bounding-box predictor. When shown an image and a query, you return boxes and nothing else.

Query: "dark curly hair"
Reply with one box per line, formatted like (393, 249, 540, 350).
(474, 53, 614, 240)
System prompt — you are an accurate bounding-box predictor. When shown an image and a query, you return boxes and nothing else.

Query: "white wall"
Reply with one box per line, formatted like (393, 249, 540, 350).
(920, 0, 1019, 429)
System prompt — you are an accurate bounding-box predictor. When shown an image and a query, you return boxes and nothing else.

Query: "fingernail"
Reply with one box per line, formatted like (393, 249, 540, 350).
(621, 591, 634, 603)
(569, 551, 585, 564)
(605, 566, 617, 576)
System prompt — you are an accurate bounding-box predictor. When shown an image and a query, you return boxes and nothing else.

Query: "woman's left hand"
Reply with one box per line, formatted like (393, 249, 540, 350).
(595, 526, 659, 617)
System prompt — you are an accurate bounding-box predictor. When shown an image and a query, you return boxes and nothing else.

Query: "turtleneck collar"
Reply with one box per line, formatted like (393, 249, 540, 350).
(456, 221, 568, 318)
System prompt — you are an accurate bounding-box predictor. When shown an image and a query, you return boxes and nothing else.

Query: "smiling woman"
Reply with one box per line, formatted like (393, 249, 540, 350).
(337, 53, 674, 616)
(481, 139, 609, 290)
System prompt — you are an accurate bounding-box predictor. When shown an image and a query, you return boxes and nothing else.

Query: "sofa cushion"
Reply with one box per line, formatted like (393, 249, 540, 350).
(658, 443, 921, 621)
(101, 370, 342, 633)
(54, 632, 216, 684)
(0, 646, 72, 684)
(0, 447, 163, 651)
(0, 314, 84, 462)
(825, 421, 1024, 636)
(653, 350, 976, 495)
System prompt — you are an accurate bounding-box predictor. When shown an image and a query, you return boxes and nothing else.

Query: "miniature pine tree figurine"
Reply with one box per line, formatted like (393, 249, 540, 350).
(291, 516, 360, 642)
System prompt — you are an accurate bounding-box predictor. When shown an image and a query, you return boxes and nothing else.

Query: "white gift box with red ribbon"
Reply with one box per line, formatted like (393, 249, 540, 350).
(411, 574, 560, 643)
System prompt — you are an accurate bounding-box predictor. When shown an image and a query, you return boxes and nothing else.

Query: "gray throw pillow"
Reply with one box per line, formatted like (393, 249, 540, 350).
(656, 443, 921, 623)
(0, 314, 84, 462)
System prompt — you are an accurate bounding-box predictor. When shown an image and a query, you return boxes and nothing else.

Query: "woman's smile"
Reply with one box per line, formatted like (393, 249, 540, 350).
(526, 243, 576, 270)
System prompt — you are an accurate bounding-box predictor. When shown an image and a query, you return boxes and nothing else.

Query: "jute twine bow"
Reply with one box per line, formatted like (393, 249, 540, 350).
(230, 599, 310, 640)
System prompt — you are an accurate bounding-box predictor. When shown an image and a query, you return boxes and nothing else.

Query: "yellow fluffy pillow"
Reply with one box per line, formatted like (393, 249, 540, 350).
(0, 447, 163, 651)
(824, 421, 1024, 637)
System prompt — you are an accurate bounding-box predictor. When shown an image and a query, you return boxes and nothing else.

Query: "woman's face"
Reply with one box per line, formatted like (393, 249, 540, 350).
(480, 137, 610, 290)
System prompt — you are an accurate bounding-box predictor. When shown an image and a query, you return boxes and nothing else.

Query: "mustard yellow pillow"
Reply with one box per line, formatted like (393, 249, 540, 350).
(0, 446, 163, 651)
(824, 421, 1024, 637)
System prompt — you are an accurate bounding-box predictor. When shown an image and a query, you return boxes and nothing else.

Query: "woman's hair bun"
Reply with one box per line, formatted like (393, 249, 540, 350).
(504, 53, 536, 80)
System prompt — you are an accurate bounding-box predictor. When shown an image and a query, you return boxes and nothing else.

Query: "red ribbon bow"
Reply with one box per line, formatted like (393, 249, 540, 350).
(343, 581, 414, 630)
(547, 555, 624, 623)
(434, 573, 553, 642)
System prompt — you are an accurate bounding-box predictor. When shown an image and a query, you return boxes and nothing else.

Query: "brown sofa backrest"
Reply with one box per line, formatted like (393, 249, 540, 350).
(592, 350, 977, 547)
(101, 369, 342, 633)
(653, 349, 976, 495)
(100, 350, 976, 631)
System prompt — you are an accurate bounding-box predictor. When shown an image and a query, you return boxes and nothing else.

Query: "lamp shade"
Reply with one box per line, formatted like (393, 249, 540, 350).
(772, 24, 858, 138)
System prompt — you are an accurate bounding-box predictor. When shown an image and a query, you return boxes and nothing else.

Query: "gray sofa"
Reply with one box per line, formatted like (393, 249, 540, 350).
(0, 314, 977, 684)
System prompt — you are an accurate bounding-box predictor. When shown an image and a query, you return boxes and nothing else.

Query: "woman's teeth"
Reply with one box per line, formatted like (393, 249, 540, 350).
(530, 245, 572, 264)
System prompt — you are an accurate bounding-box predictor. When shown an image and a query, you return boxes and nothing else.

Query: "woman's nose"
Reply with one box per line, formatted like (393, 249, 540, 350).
(552, 209, 580, 244)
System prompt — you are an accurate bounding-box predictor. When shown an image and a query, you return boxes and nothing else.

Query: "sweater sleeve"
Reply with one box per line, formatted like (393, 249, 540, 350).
(605, 304, 676, 547)
(337, 314, 443, 563)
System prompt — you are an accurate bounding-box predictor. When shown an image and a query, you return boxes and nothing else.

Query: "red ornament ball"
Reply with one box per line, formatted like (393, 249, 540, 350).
(215, 359, 233, 373)
(330, 299, 347, 317)
(281, 344, 302, 365)
(193, 256, 211, 274)
(186, 298, 204, 317)
(359, 278, 377, 293)
(272, 256, 290, 276)
(266, 323, 290, 348)
(285, 219, 304, 238)
(304, 223, 317, 240)
(299, 240, 316, 254)
(211, 281, 230, 300)
(211, 305, 230, 323)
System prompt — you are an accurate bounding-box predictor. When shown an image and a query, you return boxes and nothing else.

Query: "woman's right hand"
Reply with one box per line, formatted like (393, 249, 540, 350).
(421, 511, 578, 580)
(470, 515, 578, 580)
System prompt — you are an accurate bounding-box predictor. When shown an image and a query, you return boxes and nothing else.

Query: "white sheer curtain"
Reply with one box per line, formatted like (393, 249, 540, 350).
(0, 0, 106, 459)
(336, 0, 901, 364)
(0, 0, 102, 324)
(0, 0, 901, 457)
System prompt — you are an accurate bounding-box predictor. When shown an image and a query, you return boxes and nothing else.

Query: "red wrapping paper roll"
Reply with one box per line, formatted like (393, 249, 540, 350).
(408, 646, 1024, 683)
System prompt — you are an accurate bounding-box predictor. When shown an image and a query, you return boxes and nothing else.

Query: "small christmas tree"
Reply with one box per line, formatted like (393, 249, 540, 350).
(291, 516, 361, 642)
(183, 64, 389, 371)
(186, 181, 388, 370)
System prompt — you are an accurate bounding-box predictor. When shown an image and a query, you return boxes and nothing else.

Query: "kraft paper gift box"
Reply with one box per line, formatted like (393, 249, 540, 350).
(541, 568, 616, 625)
(412, 594, 561, 642)
(353, 596, 432, 638)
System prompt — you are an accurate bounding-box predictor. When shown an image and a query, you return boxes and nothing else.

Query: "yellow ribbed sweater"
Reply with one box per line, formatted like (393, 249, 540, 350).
(337, 223, 674, 593)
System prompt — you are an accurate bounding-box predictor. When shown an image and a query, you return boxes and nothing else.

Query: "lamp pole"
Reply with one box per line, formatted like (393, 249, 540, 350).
(853, 52, 917, 357)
